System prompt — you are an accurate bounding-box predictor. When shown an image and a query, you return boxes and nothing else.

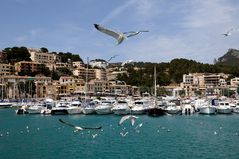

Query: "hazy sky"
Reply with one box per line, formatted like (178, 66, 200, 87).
(0, 0, 239, 64)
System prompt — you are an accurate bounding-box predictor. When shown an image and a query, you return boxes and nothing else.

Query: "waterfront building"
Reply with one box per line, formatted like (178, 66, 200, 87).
(181, 73, 229, 96)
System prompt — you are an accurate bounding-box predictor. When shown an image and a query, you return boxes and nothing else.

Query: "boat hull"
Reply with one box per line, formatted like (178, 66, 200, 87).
(146, 107, 166, 116)
(95, 106, 112, 115)
(199, 107, 216, 115)
(82, 108, 96, 115)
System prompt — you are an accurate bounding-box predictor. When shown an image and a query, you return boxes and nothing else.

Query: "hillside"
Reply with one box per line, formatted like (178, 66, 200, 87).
(216, 49, 239, 65)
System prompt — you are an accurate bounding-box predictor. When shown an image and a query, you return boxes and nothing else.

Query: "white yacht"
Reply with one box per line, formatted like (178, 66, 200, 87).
(131, 100, 147, 115)
(165, 102, 181, 114)
(27, 103, 46, 114)
(51, 100, 70, 115)
(198, 100, 216, 115)
(217, 101, 233, 114)
(199, 106, 216, 114)
(95, 100, 115, 115)
(0, 101, 12, 108)
(67, 100, 82, 114)
(111, 100, 130, 115)
(182, 104, 195, 115)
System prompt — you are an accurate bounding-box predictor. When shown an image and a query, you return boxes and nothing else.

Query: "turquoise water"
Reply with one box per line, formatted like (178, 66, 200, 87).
(1, 109, 239, 159)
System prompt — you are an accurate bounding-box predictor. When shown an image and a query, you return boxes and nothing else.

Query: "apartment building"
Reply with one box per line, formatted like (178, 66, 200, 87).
(72, 61, 85, 68)
(73, 66, 95, 80)
(28, 48, 59, 64)
(95, 69, 107, 80)
(181, 73, 229, 96)
(14, 61, 45, 74)
(0, 63, 14, 76)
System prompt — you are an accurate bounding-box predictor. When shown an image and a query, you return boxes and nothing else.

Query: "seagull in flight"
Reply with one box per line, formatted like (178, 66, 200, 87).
(108, 54, 119, 62)
(59, 119, 102, 132)
(222, 28, 234, 36)
(119, 115, 138, 126)
(94, 24, 149, 45)
(122, 59, 134, 66)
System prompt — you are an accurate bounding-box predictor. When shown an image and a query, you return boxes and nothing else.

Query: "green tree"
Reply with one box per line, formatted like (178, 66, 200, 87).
(3, 46, 31, 64)
(40, 47, 48, 53)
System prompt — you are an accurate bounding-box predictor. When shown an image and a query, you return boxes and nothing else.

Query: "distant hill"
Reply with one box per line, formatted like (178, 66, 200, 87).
(216, 49, 239, 65)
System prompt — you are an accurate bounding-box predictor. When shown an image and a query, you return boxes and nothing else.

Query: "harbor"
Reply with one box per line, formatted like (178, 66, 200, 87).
(0, 108, 239, 159)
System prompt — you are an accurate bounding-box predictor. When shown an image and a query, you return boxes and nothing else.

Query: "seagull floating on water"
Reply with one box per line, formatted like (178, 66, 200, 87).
(135, 123, 143, 129)
(92, 134, 98, 138)
(59, 119, 102, 132)
(94, 24, 149, 45)
(120, 131, 128, 137)
(119, 115, 138, 126)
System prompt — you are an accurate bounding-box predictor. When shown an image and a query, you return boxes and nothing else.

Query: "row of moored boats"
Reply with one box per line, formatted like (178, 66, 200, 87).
(13, 96, 239, 116)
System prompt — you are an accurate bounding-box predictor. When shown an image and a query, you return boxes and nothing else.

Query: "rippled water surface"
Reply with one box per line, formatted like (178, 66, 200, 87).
(0, 109, 239, 159)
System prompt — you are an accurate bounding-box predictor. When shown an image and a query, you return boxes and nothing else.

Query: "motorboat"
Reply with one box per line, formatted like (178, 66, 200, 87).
(182, 104, 195, 115)
(131, 100, 147, 115)
(15, 105, 28, 114)
(198, 100, 216, 115)
(82, 100, 99, 115)
(67, 100, 82, 114)
(51, 101, 70, 115)
(0, 101, 12, 108)
(95, 100, 115, 115)
(217, 101, 233, 114)
(165, 103, 182, 114)
(26, 103, 46, 114)
(199, 106, 216, 115)
(111, 100, 130, 115)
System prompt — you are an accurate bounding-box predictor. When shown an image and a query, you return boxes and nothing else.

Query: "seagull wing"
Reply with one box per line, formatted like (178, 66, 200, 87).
(126, 32, 140, 38)
(125, 30, 149, 38)
(59, 119, 79, 128)
(130, 116, 138, 126)
(119, 115, 131, 125)
(81, 126, 102, 130)
(94, 24, 122, 40)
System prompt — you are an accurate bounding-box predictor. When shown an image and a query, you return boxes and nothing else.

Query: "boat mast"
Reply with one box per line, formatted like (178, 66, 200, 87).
(154, 65, 157, 97)
(84, 57, 89, 104)
(154, 65, 157, 107)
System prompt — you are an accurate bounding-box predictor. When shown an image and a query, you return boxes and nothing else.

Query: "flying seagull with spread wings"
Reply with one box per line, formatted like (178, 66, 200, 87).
(94, 24, 149, 45)
(222, 28, 234, 36)
(59, 119, 102, 132)
(119, 115, 138, 126)
(108, 54, 119, 62)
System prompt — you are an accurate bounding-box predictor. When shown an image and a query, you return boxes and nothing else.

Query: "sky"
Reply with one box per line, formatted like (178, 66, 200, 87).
(0, 0, 239, 64)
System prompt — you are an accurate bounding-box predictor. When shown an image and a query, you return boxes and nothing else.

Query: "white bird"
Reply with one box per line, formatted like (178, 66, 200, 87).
(122, 59, 134, 66)
(222, 28, 234, 36)
(108, 55, 119, 62)
(214, 131, 217, 135)
(94, 24, 149, 45)
(92, 134, 98, 138)
(119, 115, 138, 126)
(59, 119, 102, 132)
(135, 123, 143, 129)
(120, 131, 128, 137)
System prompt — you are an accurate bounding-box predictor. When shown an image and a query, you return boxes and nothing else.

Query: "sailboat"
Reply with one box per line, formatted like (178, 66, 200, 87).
(146, 66, 166, 116)
(0, 77, 12, 108)
(82, 57, 96, 115)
